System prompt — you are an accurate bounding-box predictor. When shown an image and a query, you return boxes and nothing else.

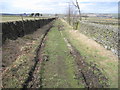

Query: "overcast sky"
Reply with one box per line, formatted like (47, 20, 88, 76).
(0, 0, 119, 14)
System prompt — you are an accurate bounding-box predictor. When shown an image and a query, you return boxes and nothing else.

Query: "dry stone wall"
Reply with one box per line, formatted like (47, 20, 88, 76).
(79, 21, 118, 55)
(2, 18, 55, 44)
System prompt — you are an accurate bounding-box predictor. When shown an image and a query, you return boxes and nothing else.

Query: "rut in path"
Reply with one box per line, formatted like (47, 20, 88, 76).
(60, 31, 109, 88)
(22, 25, 52, 89)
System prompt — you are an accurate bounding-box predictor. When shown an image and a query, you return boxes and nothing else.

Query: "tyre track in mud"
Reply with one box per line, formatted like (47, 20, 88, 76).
(22, 24, 53, 89)
(60, 31, 109, 88)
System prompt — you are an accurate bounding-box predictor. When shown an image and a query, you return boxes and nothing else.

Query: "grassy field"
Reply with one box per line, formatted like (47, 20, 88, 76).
(84, 17, 118, 26)
(1, 15, 44, 22)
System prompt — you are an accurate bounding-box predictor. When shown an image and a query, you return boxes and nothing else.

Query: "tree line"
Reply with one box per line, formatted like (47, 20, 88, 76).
(67, 0, 89, 30)
(30, 13, 43, 17)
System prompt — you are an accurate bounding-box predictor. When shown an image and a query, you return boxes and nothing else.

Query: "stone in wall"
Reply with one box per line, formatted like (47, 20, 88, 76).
(2, 18, 56, 44)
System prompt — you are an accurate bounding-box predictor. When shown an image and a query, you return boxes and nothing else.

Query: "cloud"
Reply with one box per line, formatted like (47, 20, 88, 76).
(79, 2, 118, 13)
(77, 0, 119, 2)
(0, 0, 69, 13)
(0, 0, 118, 14)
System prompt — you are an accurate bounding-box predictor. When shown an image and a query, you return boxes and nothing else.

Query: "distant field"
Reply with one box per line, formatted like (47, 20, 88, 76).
(85, 17, 118, 25)
(1, 15, 44, 22)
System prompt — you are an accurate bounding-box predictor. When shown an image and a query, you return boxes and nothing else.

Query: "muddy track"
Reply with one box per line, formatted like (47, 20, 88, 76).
(60, 31, 109, 88)
(22, 25, 53, 89)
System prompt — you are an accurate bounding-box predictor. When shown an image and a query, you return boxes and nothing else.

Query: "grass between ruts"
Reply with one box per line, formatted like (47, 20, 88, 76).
(41, 20, 84, 88)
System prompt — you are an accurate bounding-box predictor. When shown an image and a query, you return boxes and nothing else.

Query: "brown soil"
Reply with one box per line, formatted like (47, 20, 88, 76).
(2, 21, 53, 70)
(22, 23, 53, 89)
(2, 21, 54, 88)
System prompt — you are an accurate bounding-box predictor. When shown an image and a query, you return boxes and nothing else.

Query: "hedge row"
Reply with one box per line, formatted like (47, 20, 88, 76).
(2, 18, 55, 44)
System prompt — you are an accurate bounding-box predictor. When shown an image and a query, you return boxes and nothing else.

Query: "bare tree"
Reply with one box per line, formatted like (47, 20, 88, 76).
(82, 15, 89, 20)
(67, 2, 71, 25)
(66, 1, 81, 29)
(72, 0, 82, 21)
(20, 14, 24, 21)
(35, 13, 40, 17)
(24, 13, 27, 16)
(30, 13, 34, 17)
(67, 2, 74, 25)
(55, 14, 58, 18)
(40, 14, 43, 16)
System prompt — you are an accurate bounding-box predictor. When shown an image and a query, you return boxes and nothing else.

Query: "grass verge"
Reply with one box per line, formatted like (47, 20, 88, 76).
(60, 19, 118, 88)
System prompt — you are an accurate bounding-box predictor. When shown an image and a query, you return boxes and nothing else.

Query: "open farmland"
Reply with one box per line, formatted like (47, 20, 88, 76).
(1, 15, 118, 89)
(1, 0, 119, 88)
(78, 17, 118, 54)
(1, 15, 47, 22)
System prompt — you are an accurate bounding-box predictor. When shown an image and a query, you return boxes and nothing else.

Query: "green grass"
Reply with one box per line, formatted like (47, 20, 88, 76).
(2, 18, 118, 88)
(60, 19, 118, 88)
(41, 20, 84, 88)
